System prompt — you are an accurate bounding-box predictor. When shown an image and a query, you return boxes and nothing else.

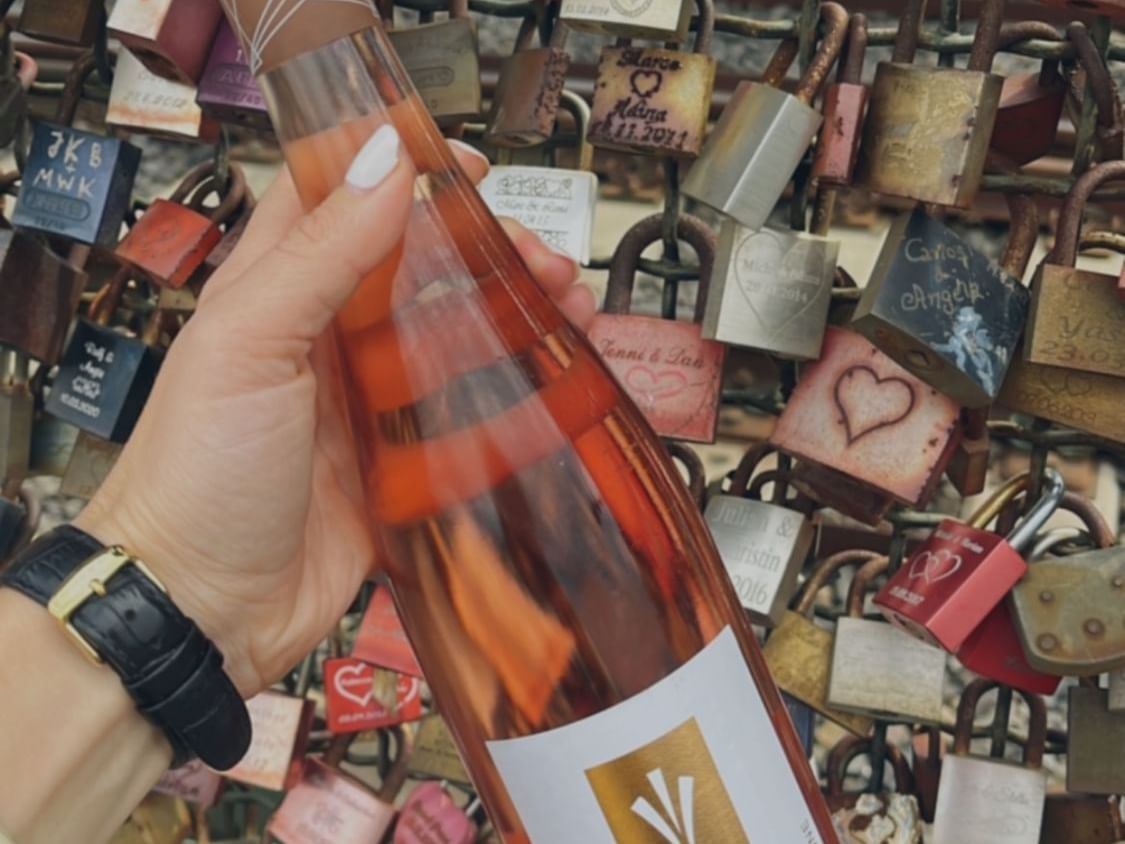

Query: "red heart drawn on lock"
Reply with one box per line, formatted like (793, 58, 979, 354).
(394, 782, 477, 844)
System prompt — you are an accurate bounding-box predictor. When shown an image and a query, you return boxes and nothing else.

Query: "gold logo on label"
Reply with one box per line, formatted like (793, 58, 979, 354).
(585, 718, 750, 844)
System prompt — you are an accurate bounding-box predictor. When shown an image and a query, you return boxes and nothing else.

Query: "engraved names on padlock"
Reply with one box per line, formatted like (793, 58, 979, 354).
(226, 692, 312, 792)
(933, 757, 1046, 844)
(153, 759, 223, 808)
(1028, 266, 1125, 378)
(197, 19, 269, 129)
(268, 759, 396, 844)
(107, 49, 219, 142)
(479, 166, 597, 264)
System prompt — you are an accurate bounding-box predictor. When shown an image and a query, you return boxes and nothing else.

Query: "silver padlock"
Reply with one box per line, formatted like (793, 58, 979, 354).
(479, 91, 597, 265)
(826, 555, 947, 724)
(703, 443, 813, 626)
(704, 187, 839, 360)
(682, 3, 847, 230)
(559, 0, 693, 43)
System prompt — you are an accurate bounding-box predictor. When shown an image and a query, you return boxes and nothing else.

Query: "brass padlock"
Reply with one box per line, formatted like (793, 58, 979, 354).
(17, 0, 100, 46)
(408, 713, 472, 786)
(826, 555, 947, 724)
(106, 48, 222, 143)
(587, 0, 717, 158)
(999, 356, 1125, 445)
(762, 548, 880, 737)
(1026, 161, 1125, 379)
(387, 0, 482, 127)
(852, 195, 1033, 408)
(559, 0, 693, 42)
(485, 14, 570, 148)
(704, 185, 840, 361)
(703, 443, 814, 626)
(1067, 679, 1125, 796)
(683, 3, 847, 229)
(110, 794, 192, 844)
(856, 0, 1005, 208)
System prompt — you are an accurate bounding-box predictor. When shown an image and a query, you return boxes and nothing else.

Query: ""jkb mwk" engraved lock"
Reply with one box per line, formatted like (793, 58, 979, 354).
(587, 0, 716, 158)
(856, 0, 1005, 208)
(682, 2, 847, 229)
(587, 214, 725, 443)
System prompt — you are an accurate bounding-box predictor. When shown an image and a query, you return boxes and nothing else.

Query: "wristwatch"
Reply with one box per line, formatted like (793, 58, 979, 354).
(0, 525, 251, 770)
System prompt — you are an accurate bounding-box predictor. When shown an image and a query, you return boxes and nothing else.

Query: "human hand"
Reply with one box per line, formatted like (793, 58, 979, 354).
(75, 132, 596, 698)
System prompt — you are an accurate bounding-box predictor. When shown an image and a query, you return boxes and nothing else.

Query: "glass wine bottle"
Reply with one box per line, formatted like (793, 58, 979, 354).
(222, 3, 836, 841)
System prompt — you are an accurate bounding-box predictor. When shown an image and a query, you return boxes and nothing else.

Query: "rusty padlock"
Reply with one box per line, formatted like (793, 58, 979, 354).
(1067, 22, 1125, 165)
(1068, 678, 1125, 797)
(484, 13, 570, 148)
(989, 22, 1067, 166)
(106, 48, 221, 143)
(825, 734, 924, 842)
(107, 0, 225, 85)
(587, 0, 717, 158)
(812, 12, 869, 186)
(17, 0, 101, 46)
(587, 213, 725, 443)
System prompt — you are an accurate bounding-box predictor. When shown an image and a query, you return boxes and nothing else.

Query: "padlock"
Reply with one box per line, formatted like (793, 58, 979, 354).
(29, 413, 79, 478)
(932, 679, 1047, 844)
(682, 3, 847, 227)
(911, 727, 944, 823)
(0, 351, 32, 493)
(484, 13, 570, 148)
(407, 714, 472, 786)
(110, 794, 192, 844)
(1068, 678, 1125, 796)
(45, 270, 164, 444)
(587, 0, 717, 158)
(324, 657, 423, 734)
(352, 583, 424, 678)
(59, 429, 123, 500)
(989, 22, 1066, 166)
(783, 693, 817, 758)
(856, 0, 1004, 208)
(825, 734, 923, 838)
(1025, 161, 1125, 380)
(789, 461, 897, 528)
(153, 759, 224, 809)
(1041, 791, 1125, 844)
(116, 163, 247, 290)
(956, 484, 1096, 695)
(106, 48, 221, 143)
(762, 548, 882, 736)
(587, 213, 725, 443)
(225, 691, 315, 791)
(873, 468, 1065, 653)
(559, 0, 692, 42)
(268, 729, 410, 844)
(947, 408, 991, 497)
(196, 18, 271, 132)
(827, 555, 948, 724)
(704, 185, 840, 361)
(769, 326, 963, 507)
(811, 13, 869, 187)
(999, 357, 1125, 445)
(394, 782, 478, 844)
(1109, 667, 1125, 712)
(479, 92, 598, 264)
(1010, 493, 1125, 676)
(1068, 22, 1125, 163)
(12, 53, 142, 247)
(0, 26, 34, 149)
(666, 440, 705, 508)
(17, 0, 100, 46)
(703, 443, 814, 626)
(387, 0, 482, 126)
(108, 0, 224, 85)
(850, 200, 1032, 408)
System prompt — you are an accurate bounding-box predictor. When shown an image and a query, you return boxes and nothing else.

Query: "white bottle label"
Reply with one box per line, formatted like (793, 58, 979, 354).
(486, 627, 823, 844)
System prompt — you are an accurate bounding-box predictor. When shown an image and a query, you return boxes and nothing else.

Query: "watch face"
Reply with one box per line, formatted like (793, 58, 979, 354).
(610, 0, 654, 18)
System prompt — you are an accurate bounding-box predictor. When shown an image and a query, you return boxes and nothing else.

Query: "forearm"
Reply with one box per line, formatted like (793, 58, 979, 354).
(0, 589, 171, 844)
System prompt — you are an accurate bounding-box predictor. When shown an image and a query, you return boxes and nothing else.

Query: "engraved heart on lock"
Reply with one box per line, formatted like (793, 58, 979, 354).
(629, 70, 662, 98)
(731, 230, 827, 341)
(833, 365, 916, 445)
(335, 663, 375, 707)
(907, 550, 964, 584)
(624, 366, 688, 404)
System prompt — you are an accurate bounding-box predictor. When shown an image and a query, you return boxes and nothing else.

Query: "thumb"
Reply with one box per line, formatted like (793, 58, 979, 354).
(215, 125, 413, 346)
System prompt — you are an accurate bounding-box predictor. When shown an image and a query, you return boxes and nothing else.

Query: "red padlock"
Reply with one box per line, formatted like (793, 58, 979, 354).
(812, 13, 868, 186)
(394, 783, 478, 844)
(116, 163, 246, 290)
(325, 657, 424, 734)
(352, 583, 424, 677)
(988, 22, 1066, 166)
(873, 468, 1065, 652)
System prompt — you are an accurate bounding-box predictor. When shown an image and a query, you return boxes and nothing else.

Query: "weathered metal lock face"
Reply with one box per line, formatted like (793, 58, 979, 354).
(485, 17, 570, 148)
(225, 691, 315, 792)
(59, 430, 122, 500)
(0, 352, 32, 490)
(812, 13, 869, 186)
(17, 0, 100, 46)
(769, 326, 962, 507)
(852, 208, 1031, 407)
(856, 0, 1005, 209)
(408, 714, 472, 786)
(1027, 161, 1125, 380)
(683, 4, 847, 228)
(587, 0, 717, 158)
(107, 49, 221, 143)
(946, 408, 990, 497)
(703, 445, 813, 626)
(1068, 686, 1125, 796)
(0, 230, 86, 365)
(874, 469, 1065, 653)
(559, 0, 692, 41)
(387, 0, 482, 126)
(826, 556, 948, 724)
(790, 461, 896, 527)
(1110, 668, 1125, 712)
(705, 221, 838, 361)
(588, 214, 725, 443)
(761, 548, 881, 737)
(932, 680, 1047, 844)
(107, 0, 224, 85)
(1041, 792, 1125, 844)
(29, 414, 79, 478)
(1000, 354, 1125, 445)
(196, 18, 271, 131)
(268, 756, 398, 844)
(989, 23, 1066, 166)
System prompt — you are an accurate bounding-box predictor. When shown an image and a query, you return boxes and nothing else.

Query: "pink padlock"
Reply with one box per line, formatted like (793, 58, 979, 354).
(394, 783, 478, 844)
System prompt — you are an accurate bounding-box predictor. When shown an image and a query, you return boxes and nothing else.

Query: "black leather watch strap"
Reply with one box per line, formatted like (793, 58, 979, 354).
(0, 525, 251, 770)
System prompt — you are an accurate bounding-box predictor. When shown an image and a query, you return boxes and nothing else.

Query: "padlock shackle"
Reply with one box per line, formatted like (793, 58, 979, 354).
(513, 13, 538, 53)
(793, 548, 882, 616)
(189, 164, 249, 226)
(665, 441, 705, 508)
(1028, 527, 1083, 561)
(376, 725, 411, 801)
(794, 2, 848, 105)
(966, 0, 1006, 74)
(845, 554, 890, 617)
(953, 679, 1047, 767)
(1003, 491, 1115, 552)
(962, 407, 989, 440)
(836, 13, 867, 86)
(762, 38, 799, 89)
(1051, 160, 1125, 268)
(826, 735, 913, 797)
(88, 265, 131, 326)
(747, 469, 795, 506)
(1067, 23, 1119, 138)
(967, 471, 1031, 530)
(56, 50, 99, 125)
(1005, 467, 1065, 554)
(891, 0, 926, 65)
(728, 443, 775, 497)
(689, 0, 714, 56)
(603, 213, 716, 324)
(558, 89, 593, 172)
(449, 0, 469, 20)
(1000, 191, 1039, 281)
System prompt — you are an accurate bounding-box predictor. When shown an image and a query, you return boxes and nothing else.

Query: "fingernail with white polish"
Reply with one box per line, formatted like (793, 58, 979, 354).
(449, 139, 490, 167)
(346, 125, 401, 191)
